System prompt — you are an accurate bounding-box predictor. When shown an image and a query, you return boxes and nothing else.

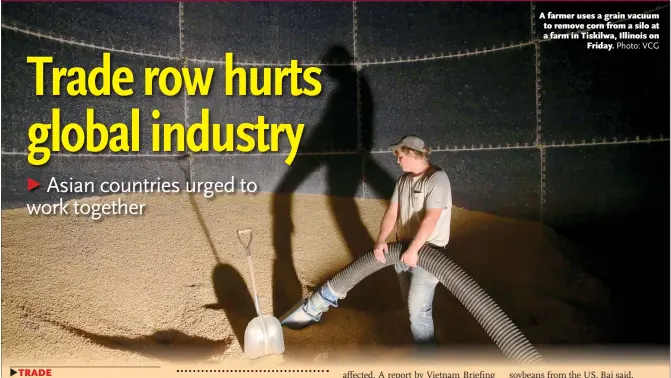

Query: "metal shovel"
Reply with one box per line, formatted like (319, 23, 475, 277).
(236, 228, 285, 359)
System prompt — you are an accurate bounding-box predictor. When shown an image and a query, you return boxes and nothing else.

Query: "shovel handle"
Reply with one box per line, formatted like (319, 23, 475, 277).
(247, 255, 262, 317)
(238, 228, 262, 316)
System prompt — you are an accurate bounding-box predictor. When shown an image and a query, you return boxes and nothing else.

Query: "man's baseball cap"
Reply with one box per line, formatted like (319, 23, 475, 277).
(389, 135, 429, 153)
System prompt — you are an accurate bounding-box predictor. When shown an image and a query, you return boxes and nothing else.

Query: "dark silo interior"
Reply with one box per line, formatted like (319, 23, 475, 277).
(1, 1, 668, 365)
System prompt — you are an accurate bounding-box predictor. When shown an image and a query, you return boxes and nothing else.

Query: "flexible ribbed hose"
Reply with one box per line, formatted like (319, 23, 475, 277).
(327, 241, 545, 365)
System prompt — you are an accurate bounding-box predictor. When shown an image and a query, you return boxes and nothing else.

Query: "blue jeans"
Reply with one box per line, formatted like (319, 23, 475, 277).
(394, 262, 439, 346)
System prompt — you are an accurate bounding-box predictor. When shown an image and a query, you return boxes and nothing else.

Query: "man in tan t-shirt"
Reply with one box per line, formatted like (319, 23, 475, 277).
(373, 135, 452, 346)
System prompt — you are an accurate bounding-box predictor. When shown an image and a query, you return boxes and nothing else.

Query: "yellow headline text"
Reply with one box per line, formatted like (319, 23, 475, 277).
(24, 51, 322, 166)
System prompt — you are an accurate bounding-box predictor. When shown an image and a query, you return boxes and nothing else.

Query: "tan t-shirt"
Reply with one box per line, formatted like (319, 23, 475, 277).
(390, 165, 452, 247)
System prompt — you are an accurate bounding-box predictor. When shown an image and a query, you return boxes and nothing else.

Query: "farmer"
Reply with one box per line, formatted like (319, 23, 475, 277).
(373, 135, 453, 346)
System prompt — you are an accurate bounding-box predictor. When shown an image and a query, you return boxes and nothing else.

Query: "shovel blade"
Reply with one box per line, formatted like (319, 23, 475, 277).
(244, 315, 285, 359)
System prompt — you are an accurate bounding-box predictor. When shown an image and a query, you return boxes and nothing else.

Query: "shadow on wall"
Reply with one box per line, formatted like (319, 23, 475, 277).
(270, 44, 397, 318)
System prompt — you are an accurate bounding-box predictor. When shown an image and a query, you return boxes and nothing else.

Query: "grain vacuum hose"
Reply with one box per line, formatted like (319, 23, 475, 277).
(280, 241, 545, 365)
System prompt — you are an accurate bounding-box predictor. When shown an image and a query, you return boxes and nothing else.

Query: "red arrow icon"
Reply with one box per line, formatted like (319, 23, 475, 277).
(27, 178, 40, 191)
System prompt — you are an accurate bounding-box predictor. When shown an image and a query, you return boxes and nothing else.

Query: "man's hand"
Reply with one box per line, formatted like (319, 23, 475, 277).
(373, 240, 388, 263)
(401, 249, 419, 267)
